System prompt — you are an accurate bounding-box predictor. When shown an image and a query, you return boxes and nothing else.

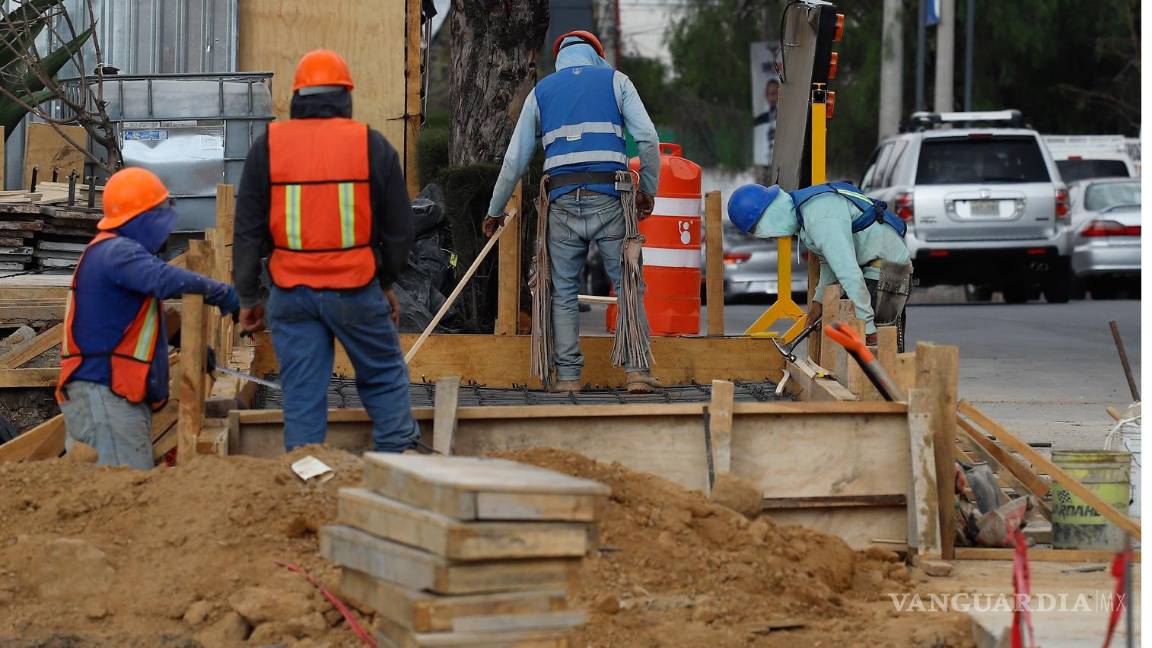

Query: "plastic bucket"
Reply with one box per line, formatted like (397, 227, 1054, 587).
(1051, 450, 1132, 550)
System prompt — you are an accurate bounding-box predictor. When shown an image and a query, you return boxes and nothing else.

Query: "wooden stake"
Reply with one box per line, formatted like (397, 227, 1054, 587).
(494, 182, 522, 336)
(432, 376, 461, 455)
(915, 342, 959, 559)
(405, 0, 423, 199)
(708, 379, 735, 478)
(215, 185, 236, 363)
(960, 401, 1141, 540)
(907, 388, 941, 558)
(704, 191, 725, 336)
(177, 240, 209, 465)
(818, 285, 842, 369)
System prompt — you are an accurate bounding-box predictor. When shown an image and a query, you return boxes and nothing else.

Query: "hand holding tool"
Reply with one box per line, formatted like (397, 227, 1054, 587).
(771, 317, 822, 363)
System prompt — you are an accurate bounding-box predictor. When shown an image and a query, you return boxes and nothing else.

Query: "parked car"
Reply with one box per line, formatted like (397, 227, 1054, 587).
(861, 110, 1072, 304)
(1043, 134, 1137, 183)
(1065, 178, 1141, 299)
(713, 221, 808, 302)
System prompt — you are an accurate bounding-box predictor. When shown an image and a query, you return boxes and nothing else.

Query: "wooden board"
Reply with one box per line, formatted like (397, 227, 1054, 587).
(906, 389, 941, 558)
(177, 241, 208, 463)
(432, 376, 460, 455)
(494, 183, 522, 336)
(0, 414, 64, 462)
(0, 322, 62, 369)
(376, 616, 573, 648)
(916, 342, 959, 559)
(704, 191, 724, 336)
(784, 357, 857, 402)
(340, 568, 570, 634)
(320, 525, 581, 596)
(362, 454, 610, 522)
(238, 0, 410, 174)
(338, 488, 590, 561)
(956, 416, 1050, 498)
(707, 379, 734, 479)
(0, 367, 58, 388)
(767, 508, 908, 550)
(954, 547, 1141, 563)
(22, 123, 87, 190)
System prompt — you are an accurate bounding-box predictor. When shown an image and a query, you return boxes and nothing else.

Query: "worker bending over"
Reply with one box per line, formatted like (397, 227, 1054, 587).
(233, 50, 418, 453)
(57, 168, 239, 469)
(483, 30, 660, 393)
(728, 181, 913, 349)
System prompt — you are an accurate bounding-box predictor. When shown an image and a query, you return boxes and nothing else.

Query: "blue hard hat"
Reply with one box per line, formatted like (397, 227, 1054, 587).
(727, 184, 781, 234)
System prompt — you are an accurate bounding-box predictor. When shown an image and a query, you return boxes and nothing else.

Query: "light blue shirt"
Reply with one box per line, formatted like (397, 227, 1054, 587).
(486, 44, 660, 217)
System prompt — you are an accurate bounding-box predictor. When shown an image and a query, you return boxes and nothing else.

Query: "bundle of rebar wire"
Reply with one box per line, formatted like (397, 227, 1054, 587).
(530, 174, 556, 387)
(610, 170, 653, 371)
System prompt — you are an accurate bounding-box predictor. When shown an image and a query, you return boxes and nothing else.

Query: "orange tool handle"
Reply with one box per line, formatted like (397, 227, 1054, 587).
(823, 322, 875, 362)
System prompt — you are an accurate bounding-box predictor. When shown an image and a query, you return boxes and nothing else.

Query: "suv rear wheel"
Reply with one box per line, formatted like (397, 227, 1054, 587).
(1003, 284, 1035, 304)
(1041, 260, 1072, 304)
(964, 284, 993, 303)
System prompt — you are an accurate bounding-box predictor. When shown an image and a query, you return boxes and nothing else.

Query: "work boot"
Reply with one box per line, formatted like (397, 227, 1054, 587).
(626, 371, 661, 394)
(551, 379, 583, 393)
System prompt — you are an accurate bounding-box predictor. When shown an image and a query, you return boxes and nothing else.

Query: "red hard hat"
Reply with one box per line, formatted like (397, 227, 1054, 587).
(553, 30, 605, 59)
(292, 49, 354, 92)
(98, 167, 170, 230)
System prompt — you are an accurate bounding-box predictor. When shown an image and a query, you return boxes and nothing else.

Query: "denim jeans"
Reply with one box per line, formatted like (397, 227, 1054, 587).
(549, 192, 651, 381)
(59, 380, 154, 469)
(266, 281, 418, 453)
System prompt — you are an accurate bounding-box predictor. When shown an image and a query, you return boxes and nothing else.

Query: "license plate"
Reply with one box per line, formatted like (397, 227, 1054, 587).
(748, 281, 778, 294)
(968, 199, 1000, 218)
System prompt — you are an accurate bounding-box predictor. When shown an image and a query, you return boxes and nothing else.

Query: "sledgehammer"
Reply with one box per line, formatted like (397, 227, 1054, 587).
(823, 321, 904, 402)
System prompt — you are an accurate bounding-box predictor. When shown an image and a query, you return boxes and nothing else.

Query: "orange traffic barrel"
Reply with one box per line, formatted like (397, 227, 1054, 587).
(607, 143, 702, 336)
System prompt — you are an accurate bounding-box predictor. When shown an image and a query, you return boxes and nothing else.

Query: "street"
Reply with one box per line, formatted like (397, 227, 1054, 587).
(582, 294, 1141, 448)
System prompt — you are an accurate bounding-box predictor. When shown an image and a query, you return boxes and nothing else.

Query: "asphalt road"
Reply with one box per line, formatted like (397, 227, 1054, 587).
(582, 292, 1141, 448)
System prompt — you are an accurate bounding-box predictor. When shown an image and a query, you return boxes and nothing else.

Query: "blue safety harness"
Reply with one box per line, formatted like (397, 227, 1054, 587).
(789, 182, 907, 238)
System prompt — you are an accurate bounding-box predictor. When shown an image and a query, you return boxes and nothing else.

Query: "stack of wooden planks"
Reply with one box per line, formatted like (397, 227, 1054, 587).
(320, 454, 609, 648)
(0, 203, 100, 272)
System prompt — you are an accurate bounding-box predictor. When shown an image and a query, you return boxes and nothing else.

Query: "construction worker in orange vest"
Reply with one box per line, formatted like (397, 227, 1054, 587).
(57, 168, 239, 469)
(233, 50, 419, 453)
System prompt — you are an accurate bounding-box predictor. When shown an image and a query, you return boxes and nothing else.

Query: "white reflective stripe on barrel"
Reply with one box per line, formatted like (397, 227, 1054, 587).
(643, 247, 701, 268)
(652, 197, 701, 218)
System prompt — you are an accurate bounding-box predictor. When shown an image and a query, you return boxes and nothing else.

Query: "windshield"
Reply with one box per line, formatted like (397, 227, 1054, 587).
(916, 137, 1051, 184)
(1084, 181, 1141, 211)
(1056, 159, 1131, 183)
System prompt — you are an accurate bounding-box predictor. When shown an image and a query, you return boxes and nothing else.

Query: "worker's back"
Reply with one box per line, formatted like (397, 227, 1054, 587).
(535, 55, 627, 179)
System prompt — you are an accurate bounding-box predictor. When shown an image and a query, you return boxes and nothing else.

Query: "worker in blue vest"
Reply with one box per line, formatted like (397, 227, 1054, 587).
(57, 168, 239, 469)
(483, 30, 661, 393)
(728, 182, 913, 349)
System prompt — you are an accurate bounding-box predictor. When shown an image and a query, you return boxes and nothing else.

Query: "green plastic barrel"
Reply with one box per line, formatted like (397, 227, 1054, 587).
(1051, 450, 1132, 550)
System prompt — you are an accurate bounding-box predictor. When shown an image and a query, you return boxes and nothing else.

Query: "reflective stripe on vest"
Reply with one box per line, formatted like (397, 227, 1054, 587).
(535, 66, 628, 175)
(57, 231, 164, 407)
(267, 118, 376, 290)
(540, 122, 624, 147)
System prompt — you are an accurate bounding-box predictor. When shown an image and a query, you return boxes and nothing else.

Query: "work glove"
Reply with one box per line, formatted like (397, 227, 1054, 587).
(204, 282, 240, 317)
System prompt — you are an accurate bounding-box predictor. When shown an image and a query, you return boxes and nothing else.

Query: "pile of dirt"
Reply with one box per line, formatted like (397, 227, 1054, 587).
(499, 448, 976, 648)
(0, 446, 368, 647)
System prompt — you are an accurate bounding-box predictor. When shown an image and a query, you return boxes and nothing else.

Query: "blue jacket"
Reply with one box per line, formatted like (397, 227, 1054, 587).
(68, 206, 227, 403)
(486, 42, 661, 214)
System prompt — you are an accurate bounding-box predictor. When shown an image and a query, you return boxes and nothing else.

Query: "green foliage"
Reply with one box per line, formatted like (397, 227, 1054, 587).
(417, 126, 451, 187)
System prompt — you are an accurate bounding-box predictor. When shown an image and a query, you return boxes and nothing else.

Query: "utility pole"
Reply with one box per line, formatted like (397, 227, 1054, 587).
(933, 0, 955, 112)
(915, 0, 927, 111)
(878, 0, 904, 138)
(964, 0, 975, 110)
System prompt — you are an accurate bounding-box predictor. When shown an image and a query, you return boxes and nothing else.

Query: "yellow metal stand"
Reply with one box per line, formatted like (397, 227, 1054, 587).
(745, 87, 827, 341)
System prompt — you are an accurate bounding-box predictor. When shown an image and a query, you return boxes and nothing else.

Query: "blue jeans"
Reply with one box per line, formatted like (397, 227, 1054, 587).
(549, 192, 651, 381)
(59, 380, 154, 469)
(266, 281, 418, 453)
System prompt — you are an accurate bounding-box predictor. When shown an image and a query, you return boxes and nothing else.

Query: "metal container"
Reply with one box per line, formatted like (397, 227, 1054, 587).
(1050, 450, 1132, 550)
(56, 73, 273, 231)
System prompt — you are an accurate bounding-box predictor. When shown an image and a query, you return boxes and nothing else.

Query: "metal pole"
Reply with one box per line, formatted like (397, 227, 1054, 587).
(964, 0, 975, 110)
(916, 0, 927, 111)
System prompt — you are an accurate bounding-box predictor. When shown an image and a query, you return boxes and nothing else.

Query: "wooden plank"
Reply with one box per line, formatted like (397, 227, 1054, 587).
(895, 350, 917, 393)
(0, 304, 66, 323)
(340, 568, 569, 634)
(176, 240, 208, 464)
(768, 508, 908, 551)
(337, 488, 589, 561)
(907, 388, 942, 559)
(320, 525, 581, 596)
(834, 298, 868, 397)
(960, 401, 1141, 540)
(432, 376, 460, 455)
(404, 0, 422, 198)
(916, 342, 959, 559)
(0, 414, 64, 462)
(876, 325, 899, 397)
(817, 285, 842, 369)
(707, 379, 734, 480)
(494, 182, 522, 336)
(954, 547, 1141, 563)
(704, 191, 724, 336)
(784, 357, 857, 402)
(761, 494, 906, 509)
(0, 322, 62, 369)
(376, 616, 573, 648)
(956, 416, 1050, 498)
(238, 0, 408, 166)
(0, 367, 58, 387)
(22, 123, 87, 190)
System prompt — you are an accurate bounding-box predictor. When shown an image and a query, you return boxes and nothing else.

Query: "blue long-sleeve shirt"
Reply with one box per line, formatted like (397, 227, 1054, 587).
(486, 47, 661, 217)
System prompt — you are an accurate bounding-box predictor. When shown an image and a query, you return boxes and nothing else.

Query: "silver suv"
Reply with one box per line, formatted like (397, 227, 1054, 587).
(860, 111, 1071, 303)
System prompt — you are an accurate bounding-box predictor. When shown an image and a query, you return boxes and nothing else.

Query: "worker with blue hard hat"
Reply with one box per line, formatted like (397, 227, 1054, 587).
(727, 181, 913, 350)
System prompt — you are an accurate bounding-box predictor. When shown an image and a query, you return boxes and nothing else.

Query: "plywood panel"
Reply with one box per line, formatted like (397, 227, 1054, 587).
(766, 508, 907, 550)
(237, 0, 409, 155)
(23, 123, 87, 189)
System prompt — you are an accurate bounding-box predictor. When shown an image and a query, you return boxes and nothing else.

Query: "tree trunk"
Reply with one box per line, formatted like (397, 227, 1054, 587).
(449, 0, 550, 166)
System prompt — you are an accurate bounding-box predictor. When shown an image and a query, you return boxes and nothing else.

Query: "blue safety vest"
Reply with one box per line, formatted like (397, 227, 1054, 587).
(790, 182, 908, 238)
(535, 66, 627, 200)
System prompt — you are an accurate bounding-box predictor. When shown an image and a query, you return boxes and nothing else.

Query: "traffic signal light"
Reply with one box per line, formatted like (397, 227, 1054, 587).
(813, 9, 844, 118)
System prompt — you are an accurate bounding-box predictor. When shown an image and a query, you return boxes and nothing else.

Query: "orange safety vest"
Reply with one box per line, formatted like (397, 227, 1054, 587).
(267, 117, 375, 290)
(56, 232, 164, 409)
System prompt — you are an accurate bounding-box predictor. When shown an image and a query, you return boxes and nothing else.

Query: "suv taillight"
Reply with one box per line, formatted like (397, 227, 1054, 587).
(723, 252, 751, 265)
(895, 192, 914, 222)
(1055, 189, 1070, 222)
(1081, 219, 1141, 238)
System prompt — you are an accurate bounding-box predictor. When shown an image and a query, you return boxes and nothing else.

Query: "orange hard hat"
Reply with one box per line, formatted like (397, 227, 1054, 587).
(98, 167, 170, 230)
(553, 30, 605, 59)
(292, 49, 354, 92)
